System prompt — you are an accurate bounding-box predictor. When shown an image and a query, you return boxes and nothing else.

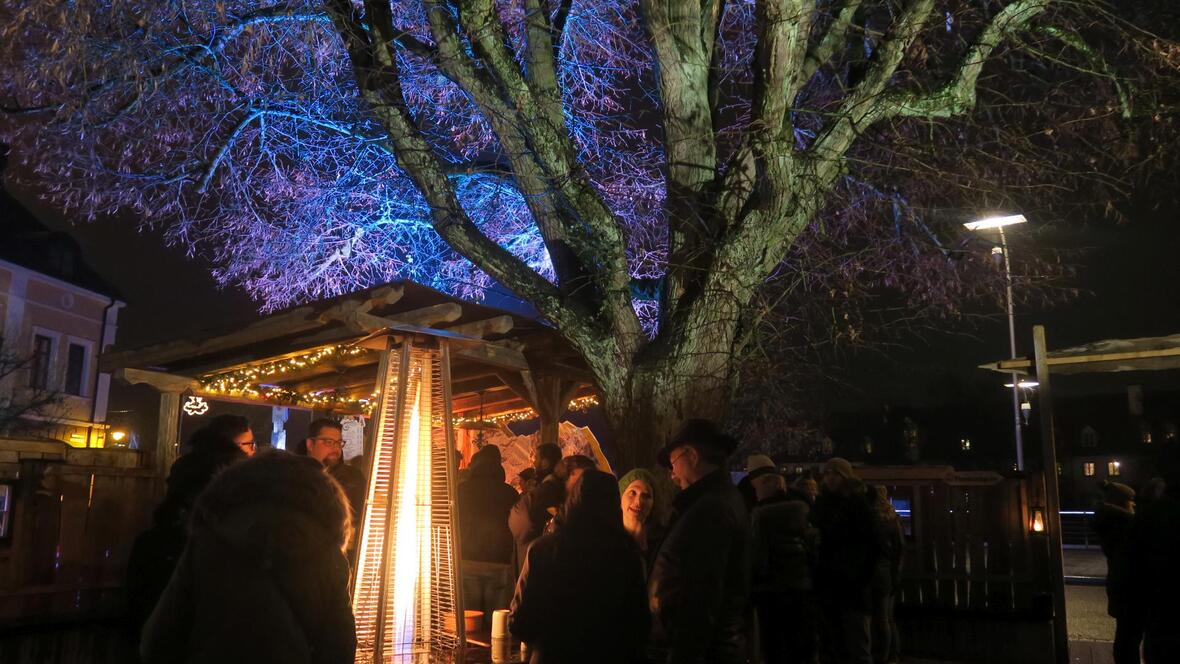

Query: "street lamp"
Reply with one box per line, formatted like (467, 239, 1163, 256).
(966, 213, 1028, 471)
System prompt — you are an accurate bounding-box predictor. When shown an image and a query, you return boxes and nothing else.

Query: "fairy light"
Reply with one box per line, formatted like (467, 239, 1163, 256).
(451, 394, 599, 426)
(198, 344, 375, 411)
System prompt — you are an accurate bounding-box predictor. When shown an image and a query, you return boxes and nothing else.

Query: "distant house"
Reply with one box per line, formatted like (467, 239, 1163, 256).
(0, 175, 125, 447)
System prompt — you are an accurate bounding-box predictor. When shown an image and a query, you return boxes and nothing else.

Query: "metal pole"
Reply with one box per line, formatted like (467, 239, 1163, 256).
(1001, 226, 1026, 471)
(1033, 325, 1068, 664)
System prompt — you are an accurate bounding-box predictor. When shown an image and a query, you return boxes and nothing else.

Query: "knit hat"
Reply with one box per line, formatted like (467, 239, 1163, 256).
(745, 454, 779, 481)
(823, 457, 856, 481)
(618, 468, 659, 509)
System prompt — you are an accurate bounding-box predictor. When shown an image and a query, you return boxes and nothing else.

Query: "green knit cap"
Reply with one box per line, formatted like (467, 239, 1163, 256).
(618, 468, 659, 513)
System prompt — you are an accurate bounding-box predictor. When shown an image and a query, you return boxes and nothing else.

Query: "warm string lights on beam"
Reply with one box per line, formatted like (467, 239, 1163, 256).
(452, 395, 599, 426)
(199, 344, 377, 412)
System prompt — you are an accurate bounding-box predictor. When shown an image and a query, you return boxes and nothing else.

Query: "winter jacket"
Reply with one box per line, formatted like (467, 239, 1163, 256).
(509, 473, 565, 573)
(511, 512, 649, 663)
(125, 439, 245, 636)
(327, 460, 367, 526)
(1093, 502, 1136, 618)
(140, 452, 355, 664)
(750, 492, 818, 594)
(458, 449, 520, 564)
(1128, 490, 1180, 628)
(872, 507, 905, 595)
(812, 483, 879, 611)
(648, 468, 750, 664)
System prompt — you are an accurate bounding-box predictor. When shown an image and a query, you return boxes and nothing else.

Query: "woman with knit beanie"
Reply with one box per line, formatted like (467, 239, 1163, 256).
(618, 467, 666, 575)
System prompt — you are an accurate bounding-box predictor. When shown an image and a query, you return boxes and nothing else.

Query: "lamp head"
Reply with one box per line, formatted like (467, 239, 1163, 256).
(964, 214, 1027, 231)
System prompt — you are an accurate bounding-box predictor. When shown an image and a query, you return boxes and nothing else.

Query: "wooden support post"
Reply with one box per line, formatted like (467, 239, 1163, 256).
(1033, 325, 1069, 664)
(156, 391, 182, 496)
(533, 377, 582, 447)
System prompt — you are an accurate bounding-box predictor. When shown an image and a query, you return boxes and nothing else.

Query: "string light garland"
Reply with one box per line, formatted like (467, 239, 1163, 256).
(199, 344, 377, 411)
(196, 343, 600, 420)
(452, 394, 599, 426)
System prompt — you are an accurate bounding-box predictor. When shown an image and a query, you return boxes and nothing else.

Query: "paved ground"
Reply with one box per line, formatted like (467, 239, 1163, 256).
(1064, 548, 1108, 580)
(1067, 585, 1115, 642)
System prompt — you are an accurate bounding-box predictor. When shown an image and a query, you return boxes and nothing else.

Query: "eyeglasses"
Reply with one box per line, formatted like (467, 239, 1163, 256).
(669, 448, 691, 467)
(312, 437, 345, 448)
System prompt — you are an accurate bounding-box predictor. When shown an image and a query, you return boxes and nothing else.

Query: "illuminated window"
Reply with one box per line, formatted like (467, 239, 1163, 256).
(1083, 462, 1095, 477)
(1107, 460, 1121, 477)
(960, 438, 972, 451)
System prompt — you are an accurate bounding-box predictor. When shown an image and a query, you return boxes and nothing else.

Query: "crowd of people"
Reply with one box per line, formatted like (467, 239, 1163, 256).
(127, 415, 912, 664)
(1093, 441, 1180, 664)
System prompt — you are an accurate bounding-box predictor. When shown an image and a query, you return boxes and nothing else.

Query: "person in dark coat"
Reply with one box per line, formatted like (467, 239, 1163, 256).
(458, 444, 520, 619)
(140, 451, 355, 664)
(870, 486, 904, 664)
(812, 457, 878, 664)
(1094, 481, 1140, 664)
(1127, 441, 1180, 664)
(749, 462, 819, 664)
(508, 443, 565, 575)
(125, 426, 247, 640)
(648, 419, 750, 664)
(295, 418, 367, 532)
(511, 469, 650, 664)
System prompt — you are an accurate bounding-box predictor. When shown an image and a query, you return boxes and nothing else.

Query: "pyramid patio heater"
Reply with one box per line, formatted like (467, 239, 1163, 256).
(352, 334, 466, 664)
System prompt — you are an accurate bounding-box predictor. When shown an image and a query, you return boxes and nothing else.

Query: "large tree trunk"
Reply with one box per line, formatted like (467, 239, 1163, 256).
(595, 303, 743, 471)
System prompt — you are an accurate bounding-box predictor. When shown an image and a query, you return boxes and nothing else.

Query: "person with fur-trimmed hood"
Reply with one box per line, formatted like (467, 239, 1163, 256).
(812, 457, 878, 664)
(140, 452, 356, 664)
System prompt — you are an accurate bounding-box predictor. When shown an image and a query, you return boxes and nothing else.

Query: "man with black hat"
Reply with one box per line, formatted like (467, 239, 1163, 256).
(1093, 480, 1140, 664)
(648, 419, 750, 664)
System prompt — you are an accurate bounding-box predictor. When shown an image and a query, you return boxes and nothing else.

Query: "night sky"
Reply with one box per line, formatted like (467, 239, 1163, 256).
(7, 177, 1180, 411)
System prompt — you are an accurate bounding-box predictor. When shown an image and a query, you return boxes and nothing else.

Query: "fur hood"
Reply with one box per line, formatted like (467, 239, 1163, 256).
(191, 451, 351, 552)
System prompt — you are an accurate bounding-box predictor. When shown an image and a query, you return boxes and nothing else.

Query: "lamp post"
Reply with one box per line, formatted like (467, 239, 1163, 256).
(965, 214, 1027, 471)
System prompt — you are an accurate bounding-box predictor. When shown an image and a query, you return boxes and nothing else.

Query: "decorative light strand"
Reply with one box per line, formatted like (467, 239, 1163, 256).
(199, 344, 376, 412)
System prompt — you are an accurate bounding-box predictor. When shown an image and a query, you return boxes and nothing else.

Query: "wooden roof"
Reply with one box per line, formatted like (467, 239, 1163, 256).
(979, 333, 1180, 376)
(101, 281, 593, 417)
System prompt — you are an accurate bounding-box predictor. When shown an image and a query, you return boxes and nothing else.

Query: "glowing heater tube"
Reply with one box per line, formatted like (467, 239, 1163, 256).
(352, 338, 465, 664)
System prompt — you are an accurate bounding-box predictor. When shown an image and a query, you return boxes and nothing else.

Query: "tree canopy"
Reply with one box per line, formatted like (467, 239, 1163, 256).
(3, 0, 1176, 463)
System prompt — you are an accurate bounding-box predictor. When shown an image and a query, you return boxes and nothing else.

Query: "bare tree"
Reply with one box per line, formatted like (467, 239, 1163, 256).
(0, 338, 63, 435)
(2, 0, 1176, 465)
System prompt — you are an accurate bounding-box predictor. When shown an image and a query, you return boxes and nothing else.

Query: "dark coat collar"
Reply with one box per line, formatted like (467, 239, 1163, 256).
(673, 468, 731, 513)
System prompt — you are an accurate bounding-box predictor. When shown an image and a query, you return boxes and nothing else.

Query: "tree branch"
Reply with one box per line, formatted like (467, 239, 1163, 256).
(883, 0, 1051, 120)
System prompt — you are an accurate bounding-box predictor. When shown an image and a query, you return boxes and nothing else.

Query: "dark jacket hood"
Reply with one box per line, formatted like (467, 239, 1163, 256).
(467, 446, 507, 483)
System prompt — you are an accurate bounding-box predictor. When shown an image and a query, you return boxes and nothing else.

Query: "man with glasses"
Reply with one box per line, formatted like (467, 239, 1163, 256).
(299, 419, 366, 534)
(648, 419, 749, 664)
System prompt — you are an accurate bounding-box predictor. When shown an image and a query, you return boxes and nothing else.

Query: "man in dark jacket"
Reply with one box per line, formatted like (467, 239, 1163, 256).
(508, 443, 564, 575)
(1128, 442, 1180, 664)
(140, 452, 355, 664)
(297, 418, 367, 529)
(458, 444, 520, 619)
(812, 457, 877, 664)
(1093, 481, 1140, 664)
(648, 419, 749, 664)
(748, 457, 818, 664)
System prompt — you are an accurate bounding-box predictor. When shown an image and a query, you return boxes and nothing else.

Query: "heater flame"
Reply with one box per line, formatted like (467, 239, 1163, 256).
(391, 372, 430, 653)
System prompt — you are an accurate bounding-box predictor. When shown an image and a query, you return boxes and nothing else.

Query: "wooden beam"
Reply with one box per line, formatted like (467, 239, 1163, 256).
(442, 315, 514, 339)
(114, 368, 200, 393)
(451, 374, 511, 396)
(453, 343, 529, 372)
(345, 304, 464, 332)
(493, 370, 540, 409)
(100, 285, 403, 372)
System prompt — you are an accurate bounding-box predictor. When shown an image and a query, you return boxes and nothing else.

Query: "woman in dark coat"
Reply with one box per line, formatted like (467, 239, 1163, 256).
(511, 469, 650, 664)
(140, 451, 355, 664)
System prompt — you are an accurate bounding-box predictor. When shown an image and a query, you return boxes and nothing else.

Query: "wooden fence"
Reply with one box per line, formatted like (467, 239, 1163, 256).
(0, 439, 155, 662)
(859, 466, 1058, 664)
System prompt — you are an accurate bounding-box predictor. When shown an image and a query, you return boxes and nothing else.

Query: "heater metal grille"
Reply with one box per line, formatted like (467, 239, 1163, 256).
(353, 340, 464, 664)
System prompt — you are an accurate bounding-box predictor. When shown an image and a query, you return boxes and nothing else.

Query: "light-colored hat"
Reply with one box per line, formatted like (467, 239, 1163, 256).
(745, 454, 779, 480)
(823, 457, 856, 481)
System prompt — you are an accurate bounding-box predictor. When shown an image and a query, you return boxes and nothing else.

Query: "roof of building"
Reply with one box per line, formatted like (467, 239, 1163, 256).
(0, 148, 123, 300)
